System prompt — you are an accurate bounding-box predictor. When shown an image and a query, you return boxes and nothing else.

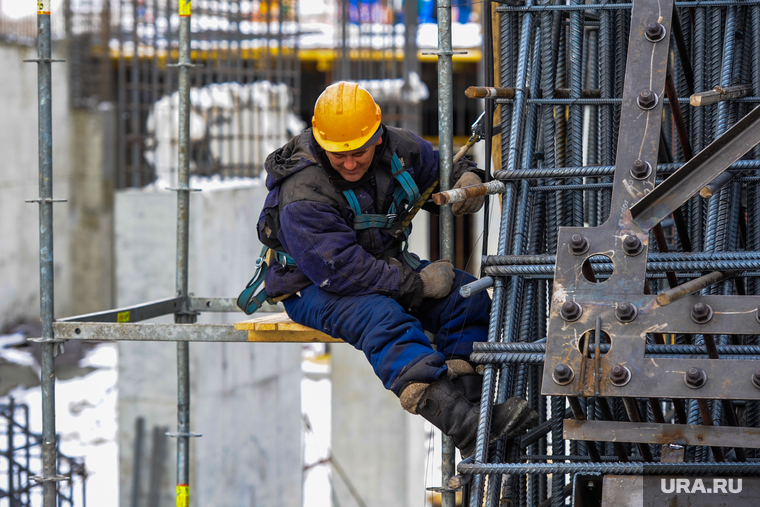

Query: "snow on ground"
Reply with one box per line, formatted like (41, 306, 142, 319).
(8, 343, 118, 506)
(302, 344, 332, 507)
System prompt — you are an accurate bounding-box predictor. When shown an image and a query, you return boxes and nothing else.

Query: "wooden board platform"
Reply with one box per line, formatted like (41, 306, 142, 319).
(234, 312, 343, 343)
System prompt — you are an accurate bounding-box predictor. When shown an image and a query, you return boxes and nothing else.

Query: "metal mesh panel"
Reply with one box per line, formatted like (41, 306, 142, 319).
(66, 0, 301, 187)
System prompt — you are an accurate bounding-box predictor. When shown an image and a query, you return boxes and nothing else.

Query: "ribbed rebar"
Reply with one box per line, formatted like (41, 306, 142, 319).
(459, 461, 760, 475)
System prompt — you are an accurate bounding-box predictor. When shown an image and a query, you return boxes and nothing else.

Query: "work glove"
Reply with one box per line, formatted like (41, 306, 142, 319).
(451, 172, 485, 216)
(419, 259, 455, 299)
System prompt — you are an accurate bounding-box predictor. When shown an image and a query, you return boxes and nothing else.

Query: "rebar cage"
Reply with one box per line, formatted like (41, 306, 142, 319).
(464, 0, 760, 505)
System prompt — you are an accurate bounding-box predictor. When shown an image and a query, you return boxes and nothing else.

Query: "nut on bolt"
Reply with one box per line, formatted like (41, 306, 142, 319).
(623, 235, 643, 256)
(637, 89, 658, 110)
(568, 234, 589, 255)
(645, 21, 667, 42)
(752, 370, 760, 389)
(560, 301, 582, 322)
(553, 363, 574, 385)
(609, 364, 632, 386)
(691, 302, 713, 324)
(630, 159, 652, 180)
(684, 367, 708, 389)
(616, 302, 638, 322)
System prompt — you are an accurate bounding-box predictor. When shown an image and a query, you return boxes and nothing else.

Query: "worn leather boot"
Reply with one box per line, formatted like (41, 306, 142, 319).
(401, 376, 538, 458)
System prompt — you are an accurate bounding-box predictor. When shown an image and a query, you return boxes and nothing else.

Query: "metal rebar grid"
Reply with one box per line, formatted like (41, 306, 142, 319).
(464, 0, 760, 505)
(63, 0, 301, 187)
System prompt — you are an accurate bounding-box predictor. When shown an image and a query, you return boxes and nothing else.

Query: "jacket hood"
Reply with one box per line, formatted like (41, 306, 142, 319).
(263, 129, 319, 190)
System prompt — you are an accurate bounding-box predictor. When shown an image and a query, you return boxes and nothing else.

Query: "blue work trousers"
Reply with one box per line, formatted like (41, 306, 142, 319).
(283, 265, 491, 396)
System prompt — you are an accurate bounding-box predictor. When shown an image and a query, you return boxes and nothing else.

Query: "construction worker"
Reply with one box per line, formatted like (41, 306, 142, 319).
(255, 82, 537, 457)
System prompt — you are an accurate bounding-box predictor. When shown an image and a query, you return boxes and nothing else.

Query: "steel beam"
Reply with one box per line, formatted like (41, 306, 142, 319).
(631, 106, 760, 230)
(564, 419, 760, 448)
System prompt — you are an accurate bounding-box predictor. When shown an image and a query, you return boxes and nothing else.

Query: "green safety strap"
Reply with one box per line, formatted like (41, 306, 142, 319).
(342, 153, 420, 231)
(237, 246, 271, 315)
(238, 154, 439, 314)
(236, 245, 296, 315)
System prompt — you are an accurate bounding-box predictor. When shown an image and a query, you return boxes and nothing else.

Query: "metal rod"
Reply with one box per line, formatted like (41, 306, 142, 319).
(35, 3, 58, 505)
(460, 277, 494, 298)
(702, 335, 747, 461)
(495, 0, 760, 12)
(436, 0, 456, 502)
(656, 270, 738, 305)
(175, 3, 195, 507)
(691, 84, 753, 106)
(130, 417, 145, 507)
(433, 181, 506, 204)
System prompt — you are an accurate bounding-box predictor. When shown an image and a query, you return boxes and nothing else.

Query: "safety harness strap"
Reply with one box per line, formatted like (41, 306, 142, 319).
(238, 153, 439, 314)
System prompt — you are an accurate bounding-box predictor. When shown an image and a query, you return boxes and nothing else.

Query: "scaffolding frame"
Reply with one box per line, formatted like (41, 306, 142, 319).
(30, 1, 461, 506)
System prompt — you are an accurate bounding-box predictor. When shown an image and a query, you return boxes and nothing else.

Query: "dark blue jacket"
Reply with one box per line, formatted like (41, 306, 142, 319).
(257, 125, 475, 311)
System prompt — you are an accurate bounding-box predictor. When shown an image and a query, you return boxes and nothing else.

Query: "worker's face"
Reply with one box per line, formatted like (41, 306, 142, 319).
(325, 137, 382, 182)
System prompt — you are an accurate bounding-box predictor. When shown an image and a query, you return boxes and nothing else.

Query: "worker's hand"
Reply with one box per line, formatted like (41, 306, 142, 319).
(451, 172, 485, 216)
(419, 260, 455, 299)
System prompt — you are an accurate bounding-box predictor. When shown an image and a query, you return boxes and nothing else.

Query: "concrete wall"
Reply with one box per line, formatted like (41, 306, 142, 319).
(331, 345, 428, 507)
(0, 43, 73, 329)
(115, 185, 302, 507)
(0, 41, 114, 330)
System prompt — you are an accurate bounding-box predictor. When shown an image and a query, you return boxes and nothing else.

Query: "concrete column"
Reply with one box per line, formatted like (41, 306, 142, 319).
(331, 344, 428, 507)
(115, 187, 302, 507)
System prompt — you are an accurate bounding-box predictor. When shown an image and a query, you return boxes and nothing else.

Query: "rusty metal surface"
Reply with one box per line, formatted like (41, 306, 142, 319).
(630, 105, 760, 230)
(601, 476, 643, 507)
(541, 0, 674, 398)
(540, 0, 760, 402)
(564, 419, 760, 448)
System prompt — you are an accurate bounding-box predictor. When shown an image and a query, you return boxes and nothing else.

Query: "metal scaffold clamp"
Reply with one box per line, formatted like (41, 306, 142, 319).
(421, 51, 469, 56)
(167, 62, 205, 69)
(30, 474, 70, 483)
(23, 58, 66, 64)
(166, 432, 202, 438)
(24, 198, 68, 204)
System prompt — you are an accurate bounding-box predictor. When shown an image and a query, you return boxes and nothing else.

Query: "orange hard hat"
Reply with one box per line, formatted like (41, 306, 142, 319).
(312, 82, 382, 152)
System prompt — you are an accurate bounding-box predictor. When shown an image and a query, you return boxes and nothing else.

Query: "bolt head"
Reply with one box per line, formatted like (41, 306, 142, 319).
(631, 159, 651, 179)
(616, 302, 637, 322)
(569, 234, 589, 255)
(691, 302, 713, 323)
(560, 301, 582, 321)
(638, 89, 658, 109)
(623, 235, 643, 256)
(684, 367, 707, 388)
(609, 364, 631, 385)
(645, 21, 666, 41)
(753, 370, 760, 388)
(553, 363, 574, 384)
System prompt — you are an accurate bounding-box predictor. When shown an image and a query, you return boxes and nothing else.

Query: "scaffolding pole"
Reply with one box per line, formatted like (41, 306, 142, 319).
(173, 2, 197, 507)
(435, 0, 456, 504)
(32, 1, 60, 505)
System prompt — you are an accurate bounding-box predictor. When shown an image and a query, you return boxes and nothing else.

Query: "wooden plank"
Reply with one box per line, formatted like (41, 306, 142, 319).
(235, 313, 343, 343)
